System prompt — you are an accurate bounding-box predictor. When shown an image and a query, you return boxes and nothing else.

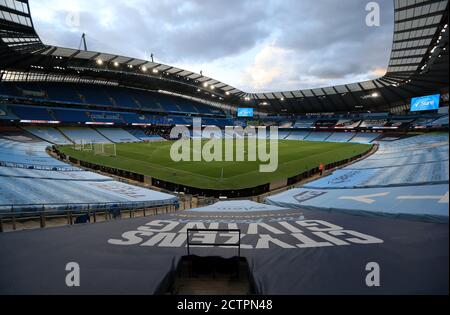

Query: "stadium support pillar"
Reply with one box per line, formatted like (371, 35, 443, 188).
(144, 176, 152, 185)
(68, 212, 73, 225)
(270, 179, 288, 191)
(11, 212, 16, 231)
(40, 214, 45, 228)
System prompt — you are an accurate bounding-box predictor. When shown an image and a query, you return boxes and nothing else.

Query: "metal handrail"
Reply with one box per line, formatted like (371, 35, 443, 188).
(0, 203, 178, 233)
(186, 228, 241, 258)
(0, 200, 178, 217)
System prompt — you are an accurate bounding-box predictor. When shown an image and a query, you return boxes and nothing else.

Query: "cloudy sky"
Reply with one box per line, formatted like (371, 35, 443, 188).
(29, 0, 394, 93)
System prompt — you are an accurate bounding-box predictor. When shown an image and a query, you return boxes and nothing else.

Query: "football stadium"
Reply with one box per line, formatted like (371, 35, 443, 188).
(0, 0, 449, 298)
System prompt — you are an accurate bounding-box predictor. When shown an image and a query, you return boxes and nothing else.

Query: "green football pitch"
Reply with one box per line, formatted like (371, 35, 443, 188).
(59, 140, 371, 190)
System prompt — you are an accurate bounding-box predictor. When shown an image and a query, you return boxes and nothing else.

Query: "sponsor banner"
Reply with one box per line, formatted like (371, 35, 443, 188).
(411, 94, 440, 112)
(237, 108, 254, 117)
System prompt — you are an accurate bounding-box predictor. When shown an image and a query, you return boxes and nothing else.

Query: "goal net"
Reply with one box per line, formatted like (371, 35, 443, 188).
(73, 140, 93, 151)
(94, 143, 117, 157)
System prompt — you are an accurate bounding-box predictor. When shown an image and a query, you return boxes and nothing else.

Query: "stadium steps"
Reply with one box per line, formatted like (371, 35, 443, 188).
(46, 108, 58, 121)
(172, 257, 251, 295)
(59, 130, 75, 144)
(347, 132, 357, 142)
(174, 103, 184, 112)
(109, 95, 118, 108)
(325, 132, 358, 143)
(132, 97, 143, 109)
(144, 101, 164, 112)
(95, 128, 141, 143)
(21, 126, 74, 145)
(57, 127, 111, 144)
(91, 128, 116, 143)
(277, 131, 291, 140)
(188, 102, 201, 114)
(323, 133, 333, 141)
(291, 131, 312, 140)
(77, 90, 87, 103)
(369, 134, 381, 143)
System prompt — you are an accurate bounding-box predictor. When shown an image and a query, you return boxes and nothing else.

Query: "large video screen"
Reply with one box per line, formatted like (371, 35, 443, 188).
(410, 94, 440, 112)
(237, 108, 254, 117)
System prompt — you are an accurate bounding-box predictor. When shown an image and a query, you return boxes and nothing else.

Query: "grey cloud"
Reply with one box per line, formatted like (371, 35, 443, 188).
(267, 0, 394, 81)
(29, 0, 395, 91)
(31, 0, 271, 62)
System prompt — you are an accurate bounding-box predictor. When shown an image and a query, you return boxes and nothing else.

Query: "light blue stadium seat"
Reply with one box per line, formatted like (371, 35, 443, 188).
(58, 127, 111, 143)
(266, 133, 449, 222)
(95, 128, 141, 143)
(23, 126, 72, 144)
(305, 132, 333, 142)
(0, 132, 177, 213)
(325, 132, 356, 142)
(285, 131, 311, 140)
(349, 132, 380, 143)
(125, 128, 165, 141)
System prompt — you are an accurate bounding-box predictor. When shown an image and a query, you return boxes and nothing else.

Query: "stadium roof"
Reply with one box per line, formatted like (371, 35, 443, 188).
(0, 0, 449, 114)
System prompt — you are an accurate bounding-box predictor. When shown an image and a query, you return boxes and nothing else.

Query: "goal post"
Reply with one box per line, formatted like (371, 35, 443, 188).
(82, 140, 93, 151)
(94, 142, 117, 157)
(73, 139, 93, 151)
(73, 141, 82, 151)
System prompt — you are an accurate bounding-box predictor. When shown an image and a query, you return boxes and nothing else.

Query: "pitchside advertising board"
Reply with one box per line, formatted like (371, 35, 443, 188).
(410, 94, 441, 112)
(237, 107, 254, 117)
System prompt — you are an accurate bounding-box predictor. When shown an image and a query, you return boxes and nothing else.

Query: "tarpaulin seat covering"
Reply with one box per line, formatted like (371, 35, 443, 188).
(267, 133, 449, 222)
(0, 201, 447, 295)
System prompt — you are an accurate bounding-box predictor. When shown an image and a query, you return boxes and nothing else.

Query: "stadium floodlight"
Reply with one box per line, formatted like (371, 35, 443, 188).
(210, 85, 215, 90)
(113, 61, 119, 67)
(371, 92, 379, 98)
(225, 91, 230, 95)
(280, 97, 285, 101)
(203, 82, 209, 88)
(96, 59, 103, 65)
(152, 68, 159, 73)
(142, 66, 147, 72)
